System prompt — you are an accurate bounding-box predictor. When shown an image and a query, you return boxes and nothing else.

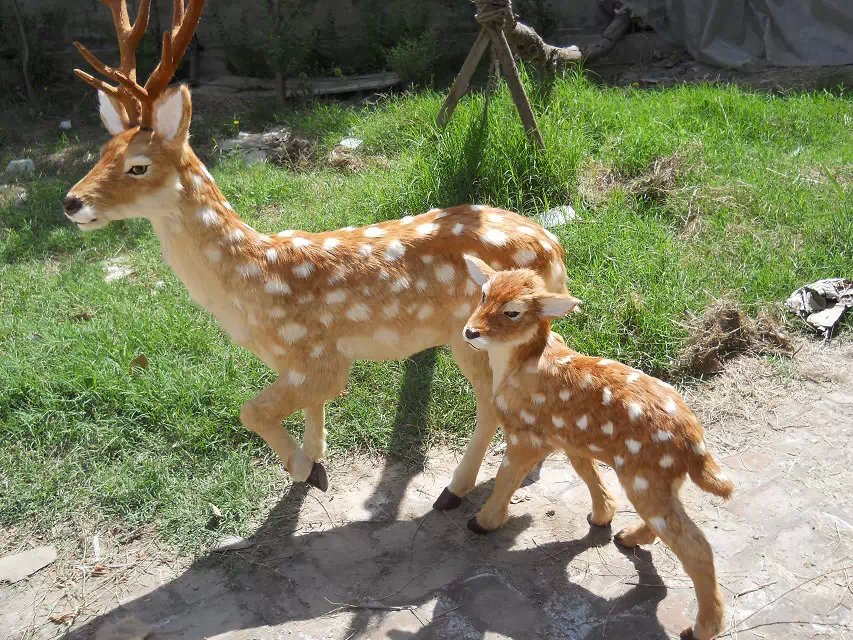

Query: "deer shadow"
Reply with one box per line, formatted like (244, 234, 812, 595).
(62, 349, 672, 640)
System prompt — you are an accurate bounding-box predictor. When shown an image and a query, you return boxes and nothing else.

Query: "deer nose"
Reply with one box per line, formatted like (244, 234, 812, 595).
(465, 328, 480, 340)
(63, 196, 83, 215)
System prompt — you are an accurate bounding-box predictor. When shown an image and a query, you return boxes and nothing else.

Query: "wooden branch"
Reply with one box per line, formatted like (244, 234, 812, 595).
(11, 0, 35, 104)
(504, 21, 581, 70)
(436, 29, 490, 127)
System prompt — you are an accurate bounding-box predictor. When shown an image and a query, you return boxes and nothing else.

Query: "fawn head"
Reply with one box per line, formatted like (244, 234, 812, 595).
(62, 0, 205, 231)
(462, 255, 580, 351)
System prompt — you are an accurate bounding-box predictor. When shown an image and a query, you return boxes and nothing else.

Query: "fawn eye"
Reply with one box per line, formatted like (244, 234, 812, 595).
(481, 292, 486, 303)
(127, 165, 149, 176)
(504, 310, 520, 319)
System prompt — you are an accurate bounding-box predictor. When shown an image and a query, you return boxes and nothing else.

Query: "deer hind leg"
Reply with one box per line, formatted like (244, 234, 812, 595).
(624, 482, 724, 640)
(469, 440, 545, 533)
(299, 366, 349, 491)
(434, 338, 500, 511)
(566, 455, 617, 527)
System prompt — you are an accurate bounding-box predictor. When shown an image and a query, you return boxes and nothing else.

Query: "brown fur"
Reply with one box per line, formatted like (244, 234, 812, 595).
(462, 258, 732, 640)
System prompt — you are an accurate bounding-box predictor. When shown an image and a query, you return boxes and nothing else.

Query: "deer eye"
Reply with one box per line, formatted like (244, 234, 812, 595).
(481, 292, 486, 303)
(504, 310, 520, 319)
(127, 165, 149, 176)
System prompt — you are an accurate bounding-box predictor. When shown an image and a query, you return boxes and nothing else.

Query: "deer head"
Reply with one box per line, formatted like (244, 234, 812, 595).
(63, 0, 205, 230)
(462, 255, 580, 351)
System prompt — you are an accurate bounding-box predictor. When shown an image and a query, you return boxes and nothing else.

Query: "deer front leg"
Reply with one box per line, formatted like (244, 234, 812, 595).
(240, 379, 315, 484)
(302, 404, 329, 491)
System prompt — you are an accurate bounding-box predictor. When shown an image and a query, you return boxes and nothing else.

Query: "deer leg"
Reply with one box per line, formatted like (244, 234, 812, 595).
(625, 482, 724, 640)
(302, 404, 329, 491)
(566, 454, 617, 527)
(469, 441, 544, 533)
(435, 339, 500, 510)
(240, 379, 314, 483)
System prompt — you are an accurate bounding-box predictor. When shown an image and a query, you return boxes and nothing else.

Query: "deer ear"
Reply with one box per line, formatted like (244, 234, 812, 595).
(153, 85, 192, 142)
(98, 91, 130, 136)
(463, 254, 494, 287)
(537, 293, 582, 319)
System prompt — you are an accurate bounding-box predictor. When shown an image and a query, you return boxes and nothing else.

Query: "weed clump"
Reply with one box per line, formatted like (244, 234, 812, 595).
(681, 300, 793, 375)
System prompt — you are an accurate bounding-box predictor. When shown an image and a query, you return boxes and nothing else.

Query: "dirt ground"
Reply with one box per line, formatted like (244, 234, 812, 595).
(1, 337, 852, 640)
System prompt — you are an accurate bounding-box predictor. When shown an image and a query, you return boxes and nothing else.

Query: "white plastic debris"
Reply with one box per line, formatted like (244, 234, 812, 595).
(338, 137, 363, 150)
(60, 120, 72, 130)
(785, 278, 853, 339)
(539, 205, 579, 228)
(4, 159, 35, 179)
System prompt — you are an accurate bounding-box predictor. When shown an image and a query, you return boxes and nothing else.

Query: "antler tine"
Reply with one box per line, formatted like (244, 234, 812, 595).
(74, 68, 121, 98)
(74, 42, 149, 103)
(101, 0, 151, 82)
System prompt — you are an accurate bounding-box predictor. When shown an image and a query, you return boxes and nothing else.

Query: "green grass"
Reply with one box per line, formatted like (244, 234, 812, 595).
(1, 72, 851, 549)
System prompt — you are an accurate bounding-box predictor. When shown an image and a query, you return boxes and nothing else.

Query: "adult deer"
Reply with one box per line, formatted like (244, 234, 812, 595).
(63, 0, 569, 507)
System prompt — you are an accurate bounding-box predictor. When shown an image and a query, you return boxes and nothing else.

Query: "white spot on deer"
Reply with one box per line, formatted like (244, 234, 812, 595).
(470, 204, 484, 212)
(513, 248, 536, 265)
(265, 247, 279, 262)
(237, 263, 261, 278)
(384, 239, 406, 261)
(654, 430, 672, 442)
(271, 345, 286, 356)
(224, 201, 234, 211)
(657, 380, 674, 389)
(416, 222, 438, 236)
(325, 289, 347, 305)
(539, 239, 553, 252)
(420, 255, 434, 265)
(601, 421, 614, 436)
(293, 262, 314, 279)
(495, 394, 509, 411)
(328, 268, 346, 284)
(319, 313, 333, 327)
(597, 359, 614, 366)
(517, 225, 536, 235)
(556, 355, 574, 364)
(659, 455, 674, 468)
(664, 398, 677, 414)
(191, 173, 204, 188)
(205, 246, 222, 262)
(576, 415, 589, 430)
(342, 226, 356, 232)
(464, 279, 478, 296)
(391, 276, 410, 292)
(417, 305, 434, 320)
(627, 371, 642, 383)
(650, 516, 666, 531)
(580, 374, 593, 389)
(346, 303, 370, 322)
(614, 455, 624, 467)
(625, 439, 641, 454)
(383, 300, 400, 318)
(198, 207, 217, 226)
(415, 278, 429, 291)
(454, 303, 471, 318)
(265, 279, 291, 295)
(530, 434, 543, 448)
(435, 263, 455, 283)
(310, 344, 325, 358)
(487, 212, 503, 223)
(279, 322, 307, 343)
(633, 476, 649, 492)
(278, 230, 295, 238)
(323, 237, 341, 251)
(559, 390, 572, 401)
(359, 243, 373, 257)
(483, 228, 509, 246)
(602, 388, 613, 405)
(269, 306, 286, 318)
(519, 409, 536, 424)
(452, 222, 465, 235)
(292, 236, 312, 248)
(589, 444, 603, 452)
(501, 456, 511, 468)
(364, 226, 386, 238)
(401, 215, 415, 225)
(532, 393, 546, 405)
(228, 228, 245, 243)
(627, 402, 643, 421)
(201, 166, 214, 182)
(286, 370, 306, 386)
(552, 415, 565, 428)
(692, 440, 707, 455)
(544, 229, 559, 244)
(433, 209, 449, 218)
(508, 433, 519, 445)
(375, 327, 399, 343)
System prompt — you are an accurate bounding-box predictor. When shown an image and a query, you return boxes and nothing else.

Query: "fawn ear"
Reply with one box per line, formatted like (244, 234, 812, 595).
(537, 293, 582, 318)
(153, 85, 192, 142)
(98, 91, 130, 136)
(463, 254, 494, 287)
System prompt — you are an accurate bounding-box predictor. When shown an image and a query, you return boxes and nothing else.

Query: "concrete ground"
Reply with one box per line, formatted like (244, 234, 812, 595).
(2, 339, 852, 640)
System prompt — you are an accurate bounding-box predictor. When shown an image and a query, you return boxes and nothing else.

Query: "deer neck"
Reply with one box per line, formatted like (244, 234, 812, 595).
(487, 323, 551, 393)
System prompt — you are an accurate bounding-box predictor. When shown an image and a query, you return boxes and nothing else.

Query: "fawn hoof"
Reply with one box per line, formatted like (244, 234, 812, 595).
(467, 516, 490, 535)
(433, 488, 463, 511)
(679, 629, 697, 640)
(305, 462, 328, 492)
(587, 512, 612, 528)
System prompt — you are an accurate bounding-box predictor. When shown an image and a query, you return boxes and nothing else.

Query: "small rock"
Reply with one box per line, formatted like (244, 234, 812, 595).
(0, 545, 57, 583)
(244, 149, 268, 165)
(4, 159, 35, 180)
(539, 205, 579, 228)
(338, 137, 363, 150)
(59, 120, 72, 130)
(213, 536, 252, 552)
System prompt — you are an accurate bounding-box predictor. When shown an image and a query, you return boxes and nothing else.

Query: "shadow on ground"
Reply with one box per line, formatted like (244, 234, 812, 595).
(61, 349, 671, 640)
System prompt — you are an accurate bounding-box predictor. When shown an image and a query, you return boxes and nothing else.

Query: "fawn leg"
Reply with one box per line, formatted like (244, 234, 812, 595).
(302, 404, 328, 491)
(566, 454, 617, 527)
(627, 485, 724, 640)
(469, 441, 545, 533)
(435, 339, 500, 511)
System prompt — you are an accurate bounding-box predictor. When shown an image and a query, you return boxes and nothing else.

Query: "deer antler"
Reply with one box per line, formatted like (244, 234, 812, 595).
(74, 0, 206, 128)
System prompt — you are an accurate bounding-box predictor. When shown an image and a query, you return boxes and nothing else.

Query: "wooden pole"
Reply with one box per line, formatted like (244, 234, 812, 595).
(436, 29, 490, 128)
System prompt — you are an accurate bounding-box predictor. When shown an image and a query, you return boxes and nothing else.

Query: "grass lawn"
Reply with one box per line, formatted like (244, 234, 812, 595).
(1, 72, 851, 550)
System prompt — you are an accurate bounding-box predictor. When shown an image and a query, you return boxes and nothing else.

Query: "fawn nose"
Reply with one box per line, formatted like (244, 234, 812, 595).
(63, 196, 83, 216)
(464, 328, 480, 340)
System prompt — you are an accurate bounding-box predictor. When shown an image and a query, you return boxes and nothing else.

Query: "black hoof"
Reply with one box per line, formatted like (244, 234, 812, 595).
(679, 629, 697, 640)
(305, 462, 328, 492)
(587, 512, 612, 528)
(432, 488, 463, 511)
(467, 516, 490, 535)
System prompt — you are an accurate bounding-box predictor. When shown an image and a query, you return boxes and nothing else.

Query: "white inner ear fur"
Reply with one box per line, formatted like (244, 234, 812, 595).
(98, 91, 127, 136)
(463, 254, 491, 286)
(540, 296, 580, 318)
(154, 90, 185, 141)
(125, 155, 152, 171)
